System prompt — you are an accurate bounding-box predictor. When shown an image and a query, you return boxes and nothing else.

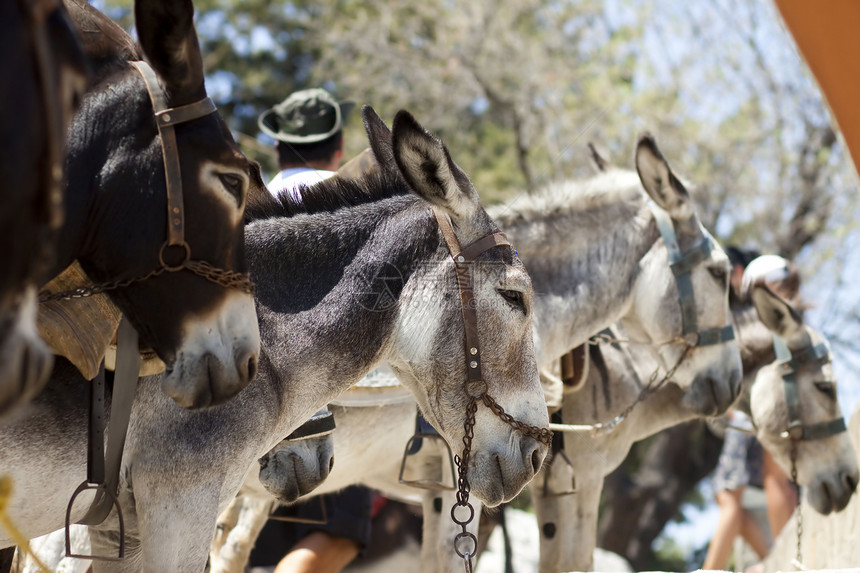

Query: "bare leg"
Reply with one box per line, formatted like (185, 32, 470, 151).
(273, 531, 359, 573)
(762, 450, 797, 538)
(703, 488, 745, 570)
(739, 507, 769, 558)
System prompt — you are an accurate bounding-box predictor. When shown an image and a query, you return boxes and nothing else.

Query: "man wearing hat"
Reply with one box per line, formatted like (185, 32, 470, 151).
(251, 87, 374, 573)
(258, 87, 355, 201)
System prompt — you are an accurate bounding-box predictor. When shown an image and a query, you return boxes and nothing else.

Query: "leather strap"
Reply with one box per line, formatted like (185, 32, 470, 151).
(433, 210, 511, 391)
(130, 60, 217, 247)
(285, 408, 336, 441)
(646, 200, 735, 346)
(560, 343, 589, 388)
(78, 316, 140, 525)
(773, 335, 845, 442)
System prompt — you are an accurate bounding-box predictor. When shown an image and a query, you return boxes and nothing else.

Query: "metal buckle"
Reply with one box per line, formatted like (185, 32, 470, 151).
(65, 481, 125, 561)
(398, 431, 456, 491)
(542, 449, 577, 497)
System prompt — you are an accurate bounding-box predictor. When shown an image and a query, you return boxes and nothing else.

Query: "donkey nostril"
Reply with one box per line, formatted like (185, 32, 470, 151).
(329, 456, 335, 472)
(246, 355, 258, 381)
(844, 472, 858, 493)
(531, 448, 542, 475)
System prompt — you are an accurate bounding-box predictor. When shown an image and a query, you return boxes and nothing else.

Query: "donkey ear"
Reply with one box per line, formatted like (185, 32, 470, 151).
(587, 142, 612, 173)
(751, 283, 805, 342)
(135, 0, 206, 105)
(635, 134, 694, 222)
(391, 109, 480, 224)
(362, 106, 396, 176)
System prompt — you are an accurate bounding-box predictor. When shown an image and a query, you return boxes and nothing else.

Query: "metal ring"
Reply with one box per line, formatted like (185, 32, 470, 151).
(158, 241, 191, 271)
(454, 531, 478, 558)
(450, 503, 474, 526)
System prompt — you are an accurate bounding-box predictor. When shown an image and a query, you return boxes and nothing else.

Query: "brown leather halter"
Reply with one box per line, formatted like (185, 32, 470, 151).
(433, 209, 552, 572)
(40, 61, 254, 303)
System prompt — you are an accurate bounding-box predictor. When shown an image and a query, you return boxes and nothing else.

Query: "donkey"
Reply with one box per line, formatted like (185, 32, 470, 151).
(487, 134, 741, 415)
(531, 285, 858, 572)
(35, 0, 261, 408)
(208, 134, 744, 573)
(0, 0, 87, 415)
(0, 107, 550, 573)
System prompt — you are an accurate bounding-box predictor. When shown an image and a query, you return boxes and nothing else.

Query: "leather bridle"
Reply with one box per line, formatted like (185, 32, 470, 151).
(433, 209, 552, 572)
(771, 335, 845, 442)
(647, 200, 735, 349)
(40, 60, 254, 303)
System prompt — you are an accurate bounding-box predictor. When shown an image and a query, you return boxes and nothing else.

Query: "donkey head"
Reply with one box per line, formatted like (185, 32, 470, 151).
(623, 135, 741, 415)
(365, 107, 549, 506)
(0, 1, 88, 415)
(749, 285, 857, 514)
(70, 0, 259, 408)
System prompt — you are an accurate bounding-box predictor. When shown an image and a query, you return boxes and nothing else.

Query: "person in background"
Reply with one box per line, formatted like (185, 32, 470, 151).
(703, 247, 800, 570)
(257, 87, 354, 201)
(249, 87, 373, 573)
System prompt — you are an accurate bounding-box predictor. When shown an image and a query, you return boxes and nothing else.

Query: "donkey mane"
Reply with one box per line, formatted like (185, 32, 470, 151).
(244, 169, 411, 222)
(490, 169, 644, 226)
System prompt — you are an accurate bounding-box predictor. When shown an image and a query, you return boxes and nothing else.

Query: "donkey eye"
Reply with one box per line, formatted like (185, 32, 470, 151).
(497, 289, 525, 311)
(218, 173, 245, 200)
(814, 381, 837, 400)
(708, 267, 728, 283)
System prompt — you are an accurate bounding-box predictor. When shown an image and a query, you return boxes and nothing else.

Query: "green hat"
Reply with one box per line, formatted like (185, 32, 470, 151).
(258, 88, 354, 143)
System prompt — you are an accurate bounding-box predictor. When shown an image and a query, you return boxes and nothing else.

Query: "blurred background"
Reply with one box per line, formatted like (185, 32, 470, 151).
(93, 0, 860, 569)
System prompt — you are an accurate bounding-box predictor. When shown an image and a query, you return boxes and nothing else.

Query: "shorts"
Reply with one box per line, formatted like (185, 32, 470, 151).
(248, 485, 374, 567)
(712, 428, 763, 492)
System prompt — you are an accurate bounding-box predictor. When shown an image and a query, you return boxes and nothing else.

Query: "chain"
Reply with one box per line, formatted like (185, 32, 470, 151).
(38, 257, 254, 303)
(790, 440, 804, 570)
(450, 391, 553, 572)
(481, 394, 554, 446)
(452, 398, 478, 573)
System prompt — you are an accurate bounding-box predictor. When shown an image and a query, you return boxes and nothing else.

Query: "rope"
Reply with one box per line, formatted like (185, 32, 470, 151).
(0, 476, 50, 573)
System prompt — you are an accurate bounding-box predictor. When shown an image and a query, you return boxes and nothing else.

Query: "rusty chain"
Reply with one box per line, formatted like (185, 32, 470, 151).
(452, 388, 553, 572)
(38, 251, 254, 303)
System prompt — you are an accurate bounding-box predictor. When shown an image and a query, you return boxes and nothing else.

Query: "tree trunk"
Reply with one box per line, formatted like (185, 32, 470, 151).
(598, 420, 724, 570)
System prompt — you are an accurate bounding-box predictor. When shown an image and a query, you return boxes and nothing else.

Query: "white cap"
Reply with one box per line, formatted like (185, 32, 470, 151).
(741, 254, 790, 296)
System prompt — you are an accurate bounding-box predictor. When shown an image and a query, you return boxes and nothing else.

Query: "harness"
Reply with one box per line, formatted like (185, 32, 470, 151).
(62, 60, 252, 561)
(768, 334, 845, 567)
(647, 200, 735, 348)
(433, 209, 553, 573)
(551, 202, 736, 437)
(40, 61, 254, 303)
(772, 335, 845, 442)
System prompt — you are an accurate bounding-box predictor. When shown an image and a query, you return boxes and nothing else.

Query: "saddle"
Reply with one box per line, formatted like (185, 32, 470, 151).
(38, 261, 164, 379)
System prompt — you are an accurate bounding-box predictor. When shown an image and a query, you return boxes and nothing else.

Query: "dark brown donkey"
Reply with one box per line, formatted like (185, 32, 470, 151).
(42, 0, 261, 409)
(0, 0, 88, 417)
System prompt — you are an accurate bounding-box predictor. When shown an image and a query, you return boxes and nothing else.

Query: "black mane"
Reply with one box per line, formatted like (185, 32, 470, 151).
(244, 168, 412, 223)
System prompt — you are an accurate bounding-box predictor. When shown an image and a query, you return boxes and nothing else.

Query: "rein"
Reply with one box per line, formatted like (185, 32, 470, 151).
(39, 60, 254, 304)
(433, 209, 553, 573)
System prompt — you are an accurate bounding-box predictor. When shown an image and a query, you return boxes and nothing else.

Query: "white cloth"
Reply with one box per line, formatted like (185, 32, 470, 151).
(267, 167, 336, 202)
(741, 254, 790, 296)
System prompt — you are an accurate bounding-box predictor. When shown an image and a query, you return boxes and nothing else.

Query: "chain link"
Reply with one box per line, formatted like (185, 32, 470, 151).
(790, 440, 803, 569)
(38, 256, 254, 303)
